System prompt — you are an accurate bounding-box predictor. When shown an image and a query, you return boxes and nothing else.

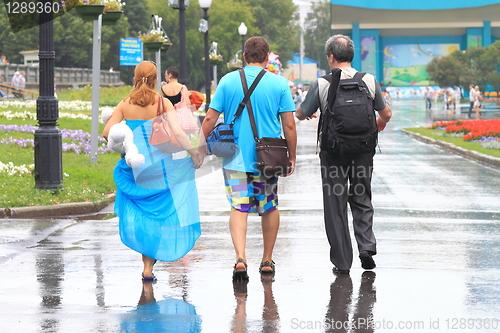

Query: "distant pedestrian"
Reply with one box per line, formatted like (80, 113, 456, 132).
(293, 90, 302, 109)
(382, 88, 391, 105)
(296, 34, 392, 274)
(0, 55, 9, 64)
(0, 75, 5, 98)
(468, 84, 476, 118)
(454, 86, 461, 111)
(11, 71, 20, 98)
(474, 85, 482, 119)
(424, 86, 432, 110)
(18, 71, 26, 99)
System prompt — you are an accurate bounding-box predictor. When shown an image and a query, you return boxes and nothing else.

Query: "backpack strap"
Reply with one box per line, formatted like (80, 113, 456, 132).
(318, 68, 341, 149)
(326, 68, 342, 114)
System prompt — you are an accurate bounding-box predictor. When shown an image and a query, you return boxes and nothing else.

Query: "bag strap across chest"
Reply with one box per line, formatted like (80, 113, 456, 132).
(239, 68, 266, 142)
(229, 68, 266, 125)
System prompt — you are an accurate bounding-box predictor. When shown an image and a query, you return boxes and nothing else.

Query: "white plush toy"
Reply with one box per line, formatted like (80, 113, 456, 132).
(101, 107, 145, 168)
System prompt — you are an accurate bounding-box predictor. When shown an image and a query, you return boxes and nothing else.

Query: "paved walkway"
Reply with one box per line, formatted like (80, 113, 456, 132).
(1, 100, 500, 332)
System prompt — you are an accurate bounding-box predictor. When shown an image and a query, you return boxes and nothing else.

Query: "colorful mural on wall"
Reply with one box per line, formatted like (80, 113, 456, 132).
(361, 37, 377, 77)
(383, 43, 460, 86)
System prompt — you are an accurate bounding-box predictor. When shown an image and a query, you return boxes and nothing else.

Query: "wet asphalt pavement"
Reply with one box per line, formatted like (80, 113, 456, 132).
(1, 100, 500, 332)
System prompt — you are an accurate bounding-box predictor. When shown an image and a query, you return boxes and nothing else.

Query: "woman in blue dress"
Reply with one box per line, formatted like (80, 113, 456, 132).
(103, 61, 202, 282)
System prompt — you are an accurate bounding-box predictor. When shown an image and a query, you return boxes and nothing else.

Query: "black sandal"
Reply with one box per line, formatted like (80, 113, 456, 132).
(232, 259, 249, 281)
(259, 260, 275, 275)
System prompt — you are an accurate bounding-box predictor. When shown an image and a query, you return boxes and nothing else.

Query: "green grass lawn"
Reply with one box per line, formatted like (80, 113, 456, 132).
(57, 85, 133, 106)
(404, 127, 500, 159)
(0, 98, 121, 208)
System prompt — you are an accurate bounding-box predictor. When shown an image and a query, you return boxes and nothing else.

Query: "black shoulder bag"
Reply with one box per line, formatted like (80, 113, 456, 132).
(206, 68, 266, 158)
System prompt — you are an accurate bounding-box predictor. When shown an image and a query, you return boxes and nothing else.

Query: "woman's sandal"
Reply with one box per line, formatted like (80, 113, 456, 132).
(232, 259, 249, 281)
(142, 273, 157, 283)
(259, 260, 275, 275)
(142, 259, 158, 283)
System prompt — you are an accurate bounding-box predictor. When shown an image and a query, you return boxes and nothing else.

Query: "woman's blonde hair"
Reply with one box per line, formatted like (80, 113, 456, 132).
(126, 61, 158, 106)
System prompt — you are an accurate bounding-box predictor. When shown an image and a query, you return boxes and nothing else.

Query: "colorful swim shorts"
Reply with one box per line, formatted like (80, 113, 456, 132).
(223, 169, 278, 215)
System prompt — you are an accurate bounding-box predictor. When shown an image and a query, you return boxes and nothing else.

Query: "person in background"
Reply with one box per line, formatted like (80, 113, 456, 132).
(161, 66, 191, 108)
(0, 75, 5, 98)
(18, 71, 26, 99)
(468, 84, 476, 119)
(454, 86, 461, 111)
(0, 55, 9, 64)
(473, 85, 482, 119)
(424, 87, 432, 110)
(293, 90, 302, 109)
(11, 71, 20, 98)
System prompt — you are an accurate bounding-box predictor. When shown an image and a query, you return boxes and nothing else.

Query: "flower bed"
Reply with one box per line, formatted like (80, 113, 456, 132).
(0, 124, 111, 154)
(0, 161, 34, 176)
(430, 119, 500, 149)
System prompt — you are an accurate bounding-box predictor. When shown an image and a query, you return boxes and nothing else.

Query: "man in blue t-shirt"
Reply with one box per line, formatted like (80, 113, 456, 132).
(199, 36, 297, 282)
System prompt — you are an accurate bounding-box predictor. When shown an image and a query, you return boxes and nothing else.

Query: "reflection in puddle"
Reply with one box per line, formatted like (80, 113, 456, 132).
(120, 283, 201, 332)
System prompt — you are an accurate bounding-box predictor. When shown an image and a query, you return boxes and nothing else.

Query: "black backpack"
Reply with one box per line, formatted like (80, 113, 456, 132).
(319, 68, 378, 155)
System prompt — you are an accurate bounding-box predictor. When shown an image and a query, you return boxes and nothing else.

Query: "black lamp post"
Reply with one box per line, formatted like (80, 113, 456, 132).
(238, 22, 247, 67)
(34, 0, 62, 190)
(169, 0, 188, 85)
(199, 0, 212, 111)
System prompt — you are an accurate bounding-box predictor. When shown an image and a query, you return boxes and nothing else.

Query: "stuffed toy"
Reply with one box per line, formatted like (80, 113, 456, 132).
(101, 107, 145, 168)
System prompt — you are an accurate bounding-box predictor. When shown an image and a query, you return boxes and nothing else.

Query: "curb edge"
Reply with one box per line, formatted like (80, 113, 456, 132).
(2, 193, 116, 219)
(400, 129, 500, 169)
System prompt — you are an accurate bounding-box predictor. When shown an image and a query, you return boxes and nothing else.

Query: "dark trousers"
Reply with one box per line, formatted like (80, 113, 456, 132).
(425, 97, 431, 110)
(319, 150, 377, 271)
(468, 101, 474, 118)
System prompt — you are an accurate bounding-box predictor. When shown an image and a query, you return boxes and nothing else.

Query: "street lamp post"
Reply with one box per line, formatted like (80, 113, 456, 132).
(238, 22, 247, 67)
(169, 0, 189, 85)
(35, 0, 62, 190)
(199, 0, 212, 111)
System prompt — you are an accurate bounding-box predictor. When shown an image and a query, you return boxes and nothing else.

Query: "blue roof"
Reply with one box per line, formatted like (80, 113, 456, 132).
(330, 0, 500, 10)
(288, 53, 319, 64)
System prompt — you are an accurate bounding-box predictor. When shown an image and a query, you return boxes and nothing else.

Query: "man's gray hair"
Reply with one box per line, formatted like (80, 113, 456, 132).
(325, 34, 354, 63)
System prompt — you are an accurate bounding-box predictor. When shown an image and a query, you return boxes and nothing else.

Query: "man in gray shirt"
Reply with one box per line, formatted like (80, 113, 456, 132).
(296, 35, 392, 274)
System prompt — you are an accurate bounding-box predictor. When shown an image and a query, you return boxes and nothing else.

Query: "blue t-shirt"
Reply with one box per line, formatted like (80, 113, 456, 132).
(210, 66, 295, 172)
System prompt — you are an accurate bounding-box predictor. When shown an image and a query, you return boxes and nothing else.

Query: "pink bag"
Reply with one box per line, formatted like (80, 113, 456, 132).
(174, 86, 199, 135)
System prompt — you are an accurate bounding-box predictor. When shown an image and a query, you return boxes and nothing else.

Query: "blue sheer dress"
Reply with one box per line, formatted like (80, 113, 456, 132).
(113, 119, 201, 262)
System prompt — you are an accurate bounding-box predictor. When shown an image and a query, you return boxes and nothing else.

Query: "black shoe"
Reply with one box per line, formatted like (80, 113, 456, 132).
(359, 252, 376, 270)
(233, 280, 248, 298)
(332, 266, 350, 274)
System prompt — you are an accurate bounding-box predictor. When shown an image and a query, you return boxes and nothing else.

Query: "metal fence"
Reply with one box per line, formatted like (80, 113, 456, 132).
(0, 64, 122, 92)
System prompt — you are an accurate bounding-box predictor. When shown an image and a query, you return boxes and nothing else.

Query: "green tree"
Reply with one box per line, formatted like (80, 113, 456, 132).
(303, 0, 330, 71)
(479, 40, 500, 91)
(207, 0, 257, 75)
(123, 0, 151, 36)
(426, 56, 462, 87)
(449, 47, 486, 89)
(247, 0, 299, 66)
(0, 10, 39, 64)
(148, 0, 256, 90)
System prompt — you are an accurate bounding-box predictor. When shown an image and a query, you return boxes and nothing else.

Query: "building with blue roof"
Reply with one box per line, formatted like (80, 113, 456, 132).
(282, 53, 320, 83)
(329, 0, 500, 86)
